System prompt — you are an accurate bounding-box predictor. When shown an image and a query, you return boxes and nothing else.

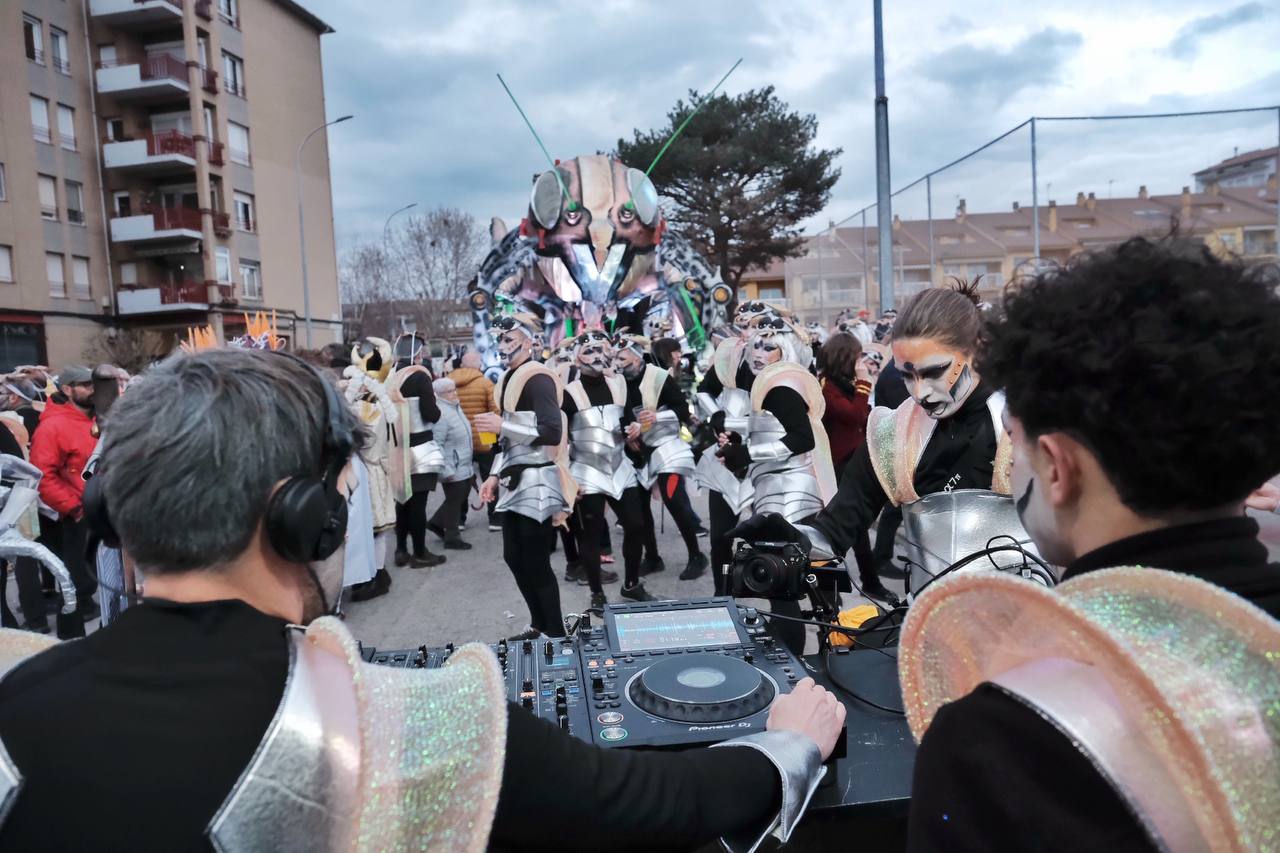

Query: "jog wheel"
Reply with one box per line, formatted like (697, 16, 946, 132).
(629, 654, 776, 723)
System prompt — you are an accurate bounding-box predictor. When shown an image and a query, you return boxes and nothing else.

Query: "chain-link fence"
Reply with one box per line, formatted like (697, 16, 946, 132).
(784, 106, 1280, 327)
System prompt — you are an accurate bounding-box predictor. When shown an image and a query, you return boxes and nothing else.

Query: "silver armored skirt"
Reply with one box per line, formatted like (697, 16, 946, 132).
(637, 411, 695, 488)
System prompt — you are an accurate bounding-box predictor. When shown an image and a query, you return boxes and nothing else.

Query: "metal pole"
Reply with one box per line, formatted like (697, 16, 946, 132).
(926, 174, 935, 286)
(1275, 108, 1279, 256)
(817, 227, 825, 324)
(295, 114, 353, 348)
(383, 202, 417, 247)
(873, 0, 894, 312)
(1030, 117, 1040, 263)
(861, 209, 869, 311)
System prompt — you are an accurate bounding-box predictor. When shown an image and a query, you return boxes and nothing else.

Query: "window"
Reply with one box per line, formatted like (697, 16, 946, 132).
(233, 192, 255, 231)
(66, 181, 85, 225)
(218, 0, 239, 26)
(23, 16, 43, 64)
(215, 248, 232, 283)
(222, 52, 245, 97)
(57, 104, 76, 150)
(105, 118, 125, 142)
(72, 257, 90, 299)
(38, 175, 58, 220)
(0, 246, 12, 283)
(98, 44, 117, 66)
(1243, 228, 1277, 257)
(119, 261, 138, 286)
(112, 191, 132, 217)
(0, 163, 6, 201)
(46, 253, 65, 297)
(204, 106, 218, 142)
(50, 27, 69, 74)
(398, 316, 417, 334)
(30, 95, 51, 144)
(239, 260, 261, 299)
(227, 121, 250, 164)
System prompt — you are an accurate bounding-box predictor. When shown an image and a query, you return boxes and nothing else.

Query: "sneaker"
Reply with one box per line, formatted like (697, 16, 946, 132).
(679, 552, 708, 581)
(861, 581, 901, 608)
(620, 582, 656, 602)
(488, 522, 503, 532)
(394, 549, 411, 567)
(443, 539, 473, 550)
(408, 552, 446, 568)
(695, 526, 710, 538)
(564, 562, 585, 584)
(507, 626, 543, 642)
(20, 621, 50, 635)
(351, 576, 390, 602)
(600, 552, 616, 565)
(589, 591, 608, 612)
(640, 556, 666, 576)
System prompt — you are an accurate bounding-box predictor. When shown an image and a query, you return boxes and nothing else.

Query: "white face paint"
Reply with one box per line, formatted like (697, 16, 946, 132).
(496, 329, 532, 367)
(893, 338, 977, 419)
(575, 334, 612, 377)
(615, 346, 644, 378)
(749, 334, 784, 374)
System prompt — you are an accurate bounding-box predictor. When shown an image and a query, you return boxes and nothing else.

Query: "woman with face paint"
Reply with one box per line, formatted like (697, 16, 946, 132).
(475, 314, 573, 640)
(729, 281, 1011, 610)
(716, 317, 838, 652)
(694, 301, 778, 594)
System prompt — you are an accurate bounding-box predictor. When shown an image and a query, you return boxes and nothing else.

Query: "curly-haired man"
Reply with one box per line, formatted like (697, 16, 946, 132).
(907, 236, 1280, 851)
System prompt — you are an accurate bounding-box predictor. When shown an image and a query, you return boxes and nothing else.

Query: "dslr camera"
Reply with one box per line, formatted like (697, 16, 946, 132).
(729, 540, 851, 601)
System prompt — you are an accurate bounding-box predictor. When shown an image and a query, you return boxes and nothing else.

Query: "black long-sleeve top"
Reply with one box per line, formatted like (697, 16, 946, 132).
(561, 372, 622, 417)
(496, 362, 561, 447)
(907, 517, 1280, 852)
(0, 599, 780, 851)
(398, 370, 439, 444)
(808, 383, 996, 556)
(719, 386, 814, 475)
(696, 357, 755, 399)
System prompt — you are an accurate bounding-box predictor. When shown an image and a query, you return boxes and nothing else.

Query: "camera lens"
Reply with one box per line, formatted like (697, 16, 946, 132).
(743, 554, 783, 596)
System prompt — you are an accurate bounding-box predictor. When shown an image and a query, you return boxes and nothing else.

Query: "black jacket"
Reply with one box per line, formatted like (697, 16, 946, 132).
(0, 599, 780, 852)
(907, 516, 1280, 852)
(809, 383, 997, 556)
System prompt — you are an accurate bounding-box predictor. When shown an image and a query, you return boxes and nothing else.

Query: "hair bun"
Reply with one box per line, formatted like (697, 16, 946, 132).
(947, 275, 984, 306)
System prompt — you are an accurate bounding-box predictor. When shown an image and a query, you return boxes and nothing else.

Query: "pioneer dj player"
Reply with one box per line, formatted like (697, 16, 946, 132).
(360, 596, 813, 752)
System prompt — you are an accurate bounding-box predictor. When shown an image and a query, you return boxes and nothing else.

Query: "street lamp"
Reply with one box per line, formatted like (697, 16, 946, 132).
(383, 202, 418, 247)
(295, 114, 353, 348)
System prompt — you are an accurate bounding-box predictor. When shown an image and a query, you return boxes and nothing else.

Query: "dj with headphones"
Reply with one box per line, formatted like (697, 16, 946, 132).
(0, 348, 844, 852)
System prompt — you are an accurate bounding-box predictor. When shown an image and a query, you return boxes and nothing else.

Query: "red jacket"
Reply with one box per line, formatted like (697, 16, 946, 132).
(30, 399, 97, 517)
(821, 377, 871, 469)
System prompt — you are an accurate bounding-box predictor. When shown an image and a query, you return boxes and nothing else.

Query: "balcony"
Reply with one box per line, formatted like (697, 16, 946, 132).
(195, 0, 212, 20)
(212, 211, 231, 237)
(117, 279, 235, 316)
(110, 206, 203, 244)
(208, 140, 225, 166)
(89, 0, 184, 29)
(95, 54, 189, 102)
(103, 130, 197, 175)
(200, 67, 218, 94)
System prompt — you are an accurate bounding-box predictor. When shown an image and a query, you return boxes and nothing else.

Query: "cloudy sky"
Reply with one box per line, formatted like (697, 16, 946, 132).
(303, 0, 1280, 247)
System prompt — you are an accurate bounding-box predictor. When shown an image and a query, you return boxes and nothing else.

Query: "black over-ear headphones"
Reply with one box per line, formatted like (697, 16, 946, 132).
(84, 354, 354, 564)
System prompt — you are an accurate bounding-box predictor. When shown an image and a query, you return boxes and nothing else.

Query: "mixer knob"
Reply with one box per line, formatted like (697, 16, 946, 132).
(591, 675, 605, 694)
(522, 677, 533, 692)
(544, 640, 554, 660)
(522, 639, 533, 654)
(558, 714, 569, 730)
(744, 651, 754, 663)
(497, 640, 508, 655)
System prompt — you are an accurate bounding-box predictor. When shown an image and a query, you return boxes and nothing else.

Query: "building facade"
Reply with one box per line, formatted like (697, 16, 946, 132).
(781, 175, 1278, 328)
(0, 0, 342, 370)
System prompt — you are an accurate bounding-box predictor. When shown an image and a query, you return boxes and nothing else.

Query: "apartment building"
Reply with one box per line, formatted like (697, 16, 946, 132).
(781, 174, 1279, 327)
(0, 0, 342, 370)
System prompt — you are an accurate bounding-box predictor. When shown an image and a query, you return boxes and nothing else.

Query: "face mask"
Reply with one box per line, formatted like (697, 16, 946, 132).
(894, 339, 976, 419)
(576, 336, 612, 377)
(497, 330, 530, 366)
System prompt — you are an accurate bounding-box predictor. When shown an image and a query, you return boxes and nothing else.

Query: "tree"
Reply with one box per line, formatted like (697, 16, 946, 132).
(616, 86, 840, 291)
(82, 328, 175, 374)
(340, 206, 486, 342)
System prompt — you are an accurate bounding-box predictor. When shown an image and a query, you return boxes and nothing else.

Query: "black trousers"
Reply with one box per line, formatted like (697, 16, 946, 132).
(43, 517, 94, 602)
(833, 456, 882, 589)
(502, 512, 565, 636)
(561, 518, 580, 565)
(708, 490, 740, 596)
(13, 557, 47, 628)
(428, 479, 471, 540)
(654, 473, 702, 560)
(395, 473, 436, 555)
(577, 488, 646, 592)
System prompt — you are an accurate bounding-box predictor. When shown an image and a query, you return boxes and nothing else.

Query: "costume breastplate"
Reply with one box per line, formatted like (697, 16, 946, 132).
(746, 411, 823, 523)
(405, 397, 430, 434)
(569, 405, 634, 498)
(720, 387, 752, 434)
(498, 411, 556, 470)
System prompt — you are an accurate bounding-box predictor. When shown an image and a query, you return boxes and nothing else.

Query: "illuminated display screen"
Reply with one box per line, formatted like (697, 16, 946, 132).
(613, 607, 741, 653)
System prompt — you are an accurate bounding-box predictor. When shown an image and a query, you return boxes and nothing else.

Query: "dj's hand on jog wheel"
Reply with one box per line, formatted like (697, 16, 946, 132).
(767, 677, 845, 760)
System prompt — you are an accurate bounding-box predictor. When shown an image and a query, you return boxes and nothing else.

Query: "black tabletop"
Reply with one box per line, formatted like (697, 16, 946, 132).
(804, 648, 916, 817)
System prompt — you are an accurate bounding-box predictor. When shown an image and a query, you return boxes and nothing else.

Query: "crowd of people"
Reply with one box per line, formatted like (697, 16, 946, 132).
(0, 234, 1276, 851)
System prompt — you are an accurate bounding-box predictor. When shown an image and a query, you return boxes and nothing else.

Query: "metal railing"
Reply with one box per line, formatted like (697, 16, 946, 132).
(134, 0, 184, 6)
(212, 212, 232, 236)
(141, 206, 203, 231)
(52, 56, 70, 74)
(200, 67, 218, 94)
(97, 53, 188, 86)
(208, 141, 225, 166)
(28, 47, 44, 64)
(146, 129, 196, 158)
(68, 209, 86, 225)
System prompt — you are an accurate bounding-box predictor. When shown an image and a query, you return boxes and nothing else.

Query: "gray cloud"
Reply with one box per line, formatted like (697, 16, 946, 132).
(1167, 3, 1268, 60)
(916, 27, 1083, 104)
